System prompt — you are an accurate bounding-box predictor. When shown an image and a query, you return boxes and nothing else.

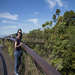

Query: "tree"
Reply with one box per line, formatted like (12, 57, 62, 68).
(56, 9, 61, 17)
(49, 21, 53, 27)
(42, 21, 53, 28)
(42, 10, 75, 75)
(42, 24, 46, 28)
(52, 14, 56, 22)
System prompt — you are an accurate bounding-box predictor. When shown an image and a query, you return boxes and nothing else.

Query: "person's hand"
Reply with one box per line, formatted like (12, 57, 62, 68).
(20, 42, 23, 46)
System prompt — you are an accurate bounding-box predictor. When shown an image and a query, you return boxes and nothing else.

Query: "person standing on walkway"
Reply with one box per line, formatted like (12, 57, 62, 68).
(14, 31, 23, 75)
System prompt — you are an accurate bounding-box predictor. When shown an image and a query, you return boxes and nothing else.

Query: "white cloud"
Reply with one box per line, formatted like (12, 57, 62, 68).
(2, 20, 18, 24)
(47, 0, 56, 9)
(28, 18, 38, 24)
(0, 12, 18, 20)
(34, 12, 39, 15)
(56, 0, 63, 7)
(0, 25, 17, 37)
(46, 0, 63, 9)
(0, 25, 17, 30)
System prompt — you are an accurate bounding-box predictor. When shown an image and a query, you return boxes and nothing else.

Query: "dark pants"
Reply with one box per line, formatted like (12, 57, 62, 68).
(14, 50, 22, 73)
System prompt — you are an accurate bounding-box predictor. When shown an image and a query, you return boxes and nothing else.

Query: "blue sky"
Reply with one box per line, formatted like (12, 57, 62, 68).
(0, 0, 75, 37)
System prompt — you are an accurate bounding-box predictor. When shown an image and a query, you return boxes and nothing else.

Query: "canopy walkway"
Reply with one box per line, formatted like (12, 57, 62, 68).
(0, 38, 61, 75)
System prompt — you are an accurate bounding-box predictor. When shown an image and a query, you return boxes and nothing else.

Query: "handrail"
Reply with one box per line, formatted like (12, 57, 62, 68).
(0, 46, 8, 75)
(6, 38, 61, 75)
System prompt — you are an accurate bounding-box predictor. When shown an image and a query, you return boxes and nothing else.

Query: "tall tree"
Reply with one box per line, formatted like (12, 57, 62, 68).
(56, 9, 61, 17)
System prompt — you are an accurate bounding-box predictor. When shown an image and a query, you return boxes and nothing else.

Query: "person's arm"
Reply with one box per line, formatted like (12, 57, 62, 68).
(15, 41, 23, 48)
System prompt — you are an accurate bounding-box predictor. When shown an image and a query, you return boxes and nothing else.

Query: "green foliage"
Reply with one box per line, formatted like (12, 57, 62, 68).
(56, 9, 61, 16)
(0, 39, 3, 45)
(4, 40, 14, 57)
(27, 10, 75, 75)
(42, 21, 53, 28)
(53, 14, 56, 22)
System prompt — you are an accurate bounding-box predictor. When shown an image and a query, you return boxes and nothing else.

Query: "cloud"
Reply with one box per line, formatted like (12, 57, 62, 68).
(0, 25, 17, 37)
(34, 12, 39, 15)
(0, 25, 17, 29)
(1, 20, 18, 24)
(46, 0, 63, 9)
(0, 12, 18, 20)
(28, 18, 38, 24)
(56, 0, 63, 7)
(47, 0, 56, 9)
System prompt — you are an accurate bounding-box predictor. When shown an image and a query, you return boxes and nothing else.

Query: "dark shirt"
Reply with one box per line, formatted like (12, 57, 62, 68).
(20, 32, 22, 40)
(15, 38, 21, 50)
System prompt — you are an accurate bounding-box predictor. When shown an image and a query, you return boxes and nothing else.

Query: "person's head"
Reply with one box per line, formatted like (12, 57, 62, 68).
(18, 29, 22, 33)
(17, 32, 21, 39)
(16, 29, 22, 39)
